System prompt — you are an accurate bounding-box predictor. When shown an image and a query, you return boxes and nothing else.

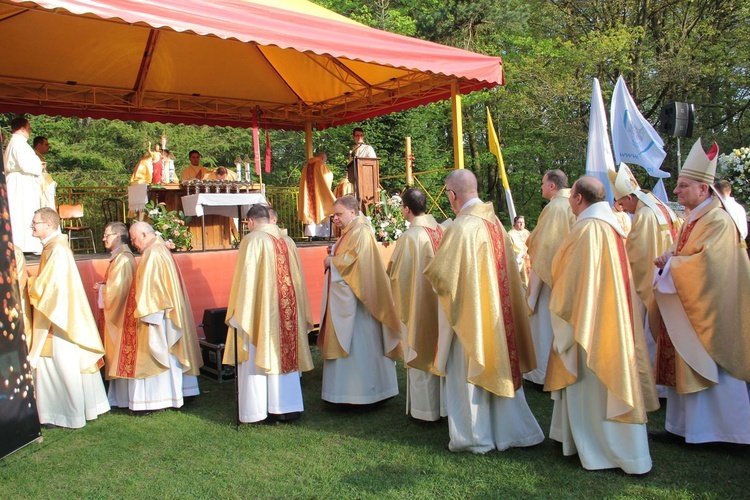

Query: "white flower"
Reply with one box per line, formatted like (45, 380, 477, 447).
(149, 209, 159, 216)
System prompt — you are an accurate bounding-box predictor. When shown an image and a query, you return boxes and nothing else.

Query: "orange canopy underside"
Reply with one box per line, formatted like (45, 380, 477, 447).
(0, 0, 503, 130)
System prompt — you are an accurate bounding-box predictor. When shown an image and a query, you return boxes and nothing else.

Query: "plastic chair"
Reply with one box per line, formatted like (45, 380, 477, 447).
(58, 204, 97, 253)
(101, 198, 126, 224)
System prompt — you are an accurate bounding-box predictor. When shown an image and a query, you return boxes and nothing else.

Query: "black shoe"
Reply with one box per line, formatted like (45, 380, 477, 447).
(42, 423, 61, 429)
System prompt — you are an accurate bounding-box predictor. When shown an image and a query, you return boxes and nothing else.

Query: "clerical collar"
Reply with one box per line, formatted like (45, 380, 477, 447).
(577, 201, 627, 238)
(41, 228, 62, 245)
(688, 196, 714, 223)
(460, 197, 482, 212)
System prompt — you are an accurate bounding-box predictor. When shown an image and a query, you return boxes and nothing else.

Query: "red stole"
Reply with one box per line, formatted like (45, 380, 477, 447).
(423, 225, 444, 254)
(269, 234, 299, 373)
(483, 219, 522, 391)
(655, 219, 698, 386)
(115, 279, 139, 378)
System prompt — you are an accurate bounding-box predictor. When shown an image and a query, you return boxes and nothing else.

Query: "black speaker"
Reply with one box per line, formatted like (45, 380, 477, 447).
(658, 102, 695, 138)
(201, 307, 228, 344)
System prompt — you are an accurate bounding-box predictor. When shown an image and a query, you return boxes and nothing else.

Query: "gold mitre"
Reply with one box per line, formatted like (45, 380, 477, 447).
(608, 163, 641, 200)
(680, 138, 719, 184)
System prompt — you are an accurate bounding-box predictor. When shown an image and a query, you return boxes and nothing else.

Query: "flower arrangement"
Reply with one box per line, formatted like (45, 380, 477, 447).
(144, 200, 193, 251)
(368, 192, 408, 243)
(718, 146, 750, 205)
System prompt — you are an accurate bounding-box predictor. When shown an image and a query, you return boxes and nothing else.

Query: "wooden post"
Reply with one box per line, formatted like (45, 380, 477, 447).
(305, 122, 313, 159)
(451, 82, 464, 169)
(405, 136, 413, 186)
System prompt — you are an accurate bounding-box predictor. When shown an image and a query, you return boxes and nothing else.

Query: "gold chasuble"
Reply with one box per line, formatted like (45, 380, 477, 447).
(424, 202, 535, 398)
(318, 214, 403, 361)
(28, 234, 105, 373)
(298, 156, 336, 225)
(547, 208, 658, 423)
(114, 236, 202, 379)
(526, 189, 575, 288)
(653, 197, 750, 391)
(101, 246, 136, 380)
(223, 224, 314, 374)
(626, 194, 678, 311)
(387, 214, 444, 373)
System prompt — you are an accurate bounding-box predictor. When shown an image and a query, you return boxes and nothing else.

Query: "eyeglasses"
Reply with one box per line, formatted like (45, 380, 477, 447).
(102, 233, 117, 238)
(30, 221, 47, 228)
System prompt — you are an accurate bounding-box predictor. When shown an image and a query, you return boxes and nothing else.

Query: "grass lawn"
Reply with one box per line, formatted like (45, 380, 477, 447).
(2, 346, 748, 499)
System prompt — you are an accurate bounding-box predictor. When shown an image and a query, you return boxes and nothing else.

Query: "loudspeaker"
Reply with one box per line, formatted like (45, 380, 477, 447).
(658, 102, 695, 137)
(201, 307, 228, 344)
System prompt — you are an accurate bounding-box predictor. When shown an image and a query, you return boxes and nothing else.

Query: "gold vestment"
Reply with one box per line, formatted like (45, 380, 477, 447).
(102, 245, 136, 380)
(113, 236, 202, 378)
(223, 223, 314, 374)
(526, 189, 575, 288)
(424, 202, 535, 397)
(387, 214, 444, 373)
(547, 212, 658, 423)
(653, 197, 750, 391)
(318, 214, 402, 361)
(28, 234, 105, 373)
(627, 194, 677, 311)
(298, 157, 336, 225)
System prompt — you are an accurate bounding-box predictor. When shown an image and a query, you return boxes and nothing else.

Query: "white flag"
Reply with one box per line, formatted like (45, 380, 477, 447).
(652, 178, 669, 203)
(611, 75, 669, 178)
(585, 78, 616, 203)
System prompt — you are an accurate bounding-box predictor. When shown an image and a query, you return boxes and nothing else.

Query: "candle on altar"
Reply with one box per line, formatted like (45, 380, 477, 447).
(235, 156, 242, 180)
(243, 155, 251, 183)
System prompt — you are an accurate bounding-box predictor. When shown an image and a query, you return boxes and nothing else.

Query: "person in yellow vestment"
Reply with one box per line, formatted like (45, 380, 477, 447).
(653, 139, 750, 444)
(318, 195, 402, 405)
(223, 205, 314, 422)
(424, 170, 543, 453)
(507, 215, 531, 289)
(387, 188, 448, 422)
(95, 222, 136, 408)
(180, 150, 209, 181)
(524, 169, 576, 385)
(205, 166, 238, 181)
(546, 176, 658, 474)
(608, 163, 681, 397)
(298, 152, 336, 237)
(112, 222, 202, 412)
(27, 207, 110, 428)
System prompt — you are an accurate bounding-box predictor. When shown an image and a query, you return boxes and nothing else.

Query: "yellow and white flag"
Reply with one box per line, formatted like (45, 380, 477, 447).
(486, 107, 516, 221)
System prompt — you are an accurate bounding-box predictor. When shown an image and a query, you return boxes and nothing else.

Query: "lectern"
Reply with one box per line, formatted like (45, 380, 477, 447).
(347, 157, 380, 212)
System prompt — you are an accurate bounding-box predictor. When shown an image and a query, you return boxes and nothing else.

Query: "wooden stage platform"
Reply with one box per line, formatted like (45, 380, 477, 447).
(26, 241, 396, 332)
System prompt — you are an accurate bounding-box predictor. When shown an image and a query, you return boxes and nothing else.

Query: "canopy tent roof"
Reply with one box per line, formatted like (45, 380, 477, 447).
(0, 0, 503, 130)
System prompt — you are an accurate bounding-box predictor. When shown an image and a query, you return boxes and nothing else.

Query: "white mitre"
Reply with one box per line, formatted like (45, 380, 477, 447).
(609, 162, 674, 227)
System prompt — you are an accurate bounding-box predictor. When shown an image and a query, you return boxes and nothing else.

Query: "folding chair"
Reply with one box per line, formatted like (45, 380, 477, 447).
(58, 204, 97, 253)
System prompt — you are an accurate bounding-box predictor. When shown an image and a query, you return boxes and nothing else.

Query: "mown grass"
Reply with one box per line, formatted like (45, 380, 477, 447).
(2, 346, 748, 499)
